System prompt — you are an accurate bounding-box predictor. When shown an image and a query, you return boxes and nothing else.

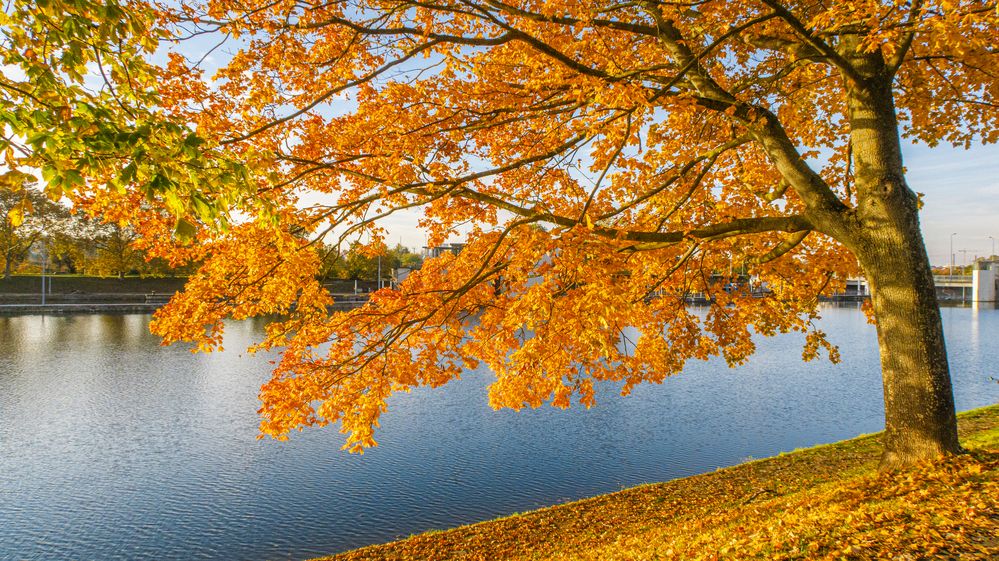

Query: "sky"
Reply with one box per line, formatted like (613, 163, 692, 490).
(901, 141, 999, 266)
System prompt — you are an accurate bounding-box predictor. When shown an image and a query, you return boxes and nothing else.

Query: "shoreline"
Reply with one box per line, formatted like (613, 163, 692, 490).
(0, 302, 166, 315)
(0, 296, 984, 316)
(316, 404, 998, 561)
(0, 295, 370, 315)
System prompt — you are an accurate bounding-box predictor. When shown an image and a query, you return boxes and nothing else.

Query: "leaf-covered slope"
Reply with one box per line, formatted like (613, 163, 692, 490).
(319, 404, 999, 561)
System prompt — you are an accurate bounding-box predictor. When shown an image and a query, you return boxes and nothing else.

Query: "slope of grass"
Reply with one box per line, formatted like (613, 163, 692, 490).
(318, 404, 999, 560)
(0, 275, 188, 294)
(0, 275, 373, 296)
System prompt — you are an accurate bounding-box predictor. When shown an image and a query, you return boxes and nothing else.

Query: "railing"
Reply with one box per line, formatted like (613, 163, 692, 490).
(933, 275, 973, 284)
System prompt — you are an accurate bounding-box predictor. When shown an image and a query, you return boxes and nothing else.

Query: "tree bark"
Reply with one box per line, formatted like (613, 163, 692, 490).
(840, 59, 961, 468)
(859, 230, 961, 468)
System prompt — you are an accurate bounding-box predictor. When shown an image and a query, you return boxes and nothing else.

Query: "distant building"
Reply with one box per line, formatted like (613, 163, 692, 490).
(424, 243, 466, 259)
(392, 267, 412, 286)
(843, 277, 868, 296)
(973, 259, 998, 303)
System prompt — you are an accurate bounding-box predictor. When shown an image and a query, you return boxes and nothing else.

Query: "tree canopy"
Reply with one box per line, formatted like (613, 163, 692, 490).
(2, 0, 996, 463)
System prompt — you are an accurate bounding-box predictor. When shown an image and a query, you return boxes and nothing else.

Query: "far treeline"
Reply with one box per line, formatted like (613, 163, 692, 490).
(0, 186, 422, 281)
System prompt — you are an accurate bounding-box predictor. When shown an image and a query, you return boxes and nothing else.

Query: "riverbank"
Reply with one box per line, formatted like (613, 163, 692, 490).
(0, 275, 370, 314)
(0, 275, 184, 314)
(0, 275, 190, 295)
(319, 404, 999, 561)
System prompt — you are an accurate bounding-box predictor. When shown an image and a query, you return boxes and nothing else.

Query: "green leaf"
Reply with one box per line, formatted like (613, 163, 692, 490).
(119, 162, 137, 184)
(63, 169, 84, 188)
(183, 133, 205, 148)
(41, 165, 57, 182)
(163, 190, 184, 214)
(173, 218, 197, 242)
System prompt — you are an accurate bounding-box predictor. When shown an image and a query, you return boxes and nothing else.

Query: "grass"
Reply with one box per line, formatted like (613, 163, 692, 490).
(0, 275, 371, 296)
(0, 274, 189, 294)
(317, 404, 999, 560)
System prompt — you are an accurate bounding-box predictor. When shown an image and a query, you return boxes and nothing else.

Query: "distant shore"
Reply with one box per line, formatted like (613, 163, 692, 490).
(0, 302, 168, 314)
(1, 275, 980, 316)
(0, 276, 179, 315)
(0, 275, 372, 315)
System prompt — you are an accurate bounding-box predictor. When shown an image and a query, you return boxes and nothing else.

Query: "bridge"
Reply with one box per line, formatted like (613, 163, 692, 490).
(934, 263, 998, 303)
(933, 275, 974, 302)
(845, 266, 996, 304)
(933, 275, 973, 287)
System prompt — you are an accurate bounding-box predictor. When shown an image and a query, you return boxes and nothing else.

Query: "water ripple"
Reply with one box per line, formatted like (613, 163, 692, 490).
(0, 307, 997, 560)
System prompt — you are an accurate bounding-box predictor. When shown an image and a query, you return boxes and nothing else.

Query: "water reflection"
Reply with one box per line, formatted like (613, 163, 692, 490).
(0, 307, 997, 561)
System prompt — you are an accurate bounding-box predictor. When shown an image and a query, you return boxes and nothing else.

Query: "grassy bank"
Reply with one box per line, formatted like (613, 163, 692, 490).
(0, 275, 189, 295)
(0, 275, 374, 296)
(319, 404, 999, 560)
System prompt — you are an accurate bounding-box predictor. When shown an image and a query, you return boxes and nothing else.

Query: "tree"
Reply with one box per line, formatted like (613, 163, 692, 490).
(47, 230, 87, 274)
(321, 242, 425, 281)
(391, 244, 424, 271)
(3, 1, 996, 466)
(0, 174, 70, 278)
(90, 222, 143, 278)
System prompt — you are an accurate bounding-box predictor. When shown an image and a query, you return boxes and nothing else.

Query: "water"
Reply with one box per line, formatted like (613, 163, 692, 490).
(0, 306, 996, 560)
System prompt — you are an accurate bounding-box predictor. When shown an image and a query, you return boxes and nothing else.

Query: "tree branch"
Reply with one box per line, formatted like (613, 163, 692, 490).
(757, 0, 866, 86)
(747, 230, 810, 264)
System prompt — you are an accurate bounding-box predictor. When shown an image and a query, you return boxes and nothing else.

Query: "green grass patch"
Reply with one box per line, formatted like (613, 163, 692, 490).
(0, 275, 189, 295)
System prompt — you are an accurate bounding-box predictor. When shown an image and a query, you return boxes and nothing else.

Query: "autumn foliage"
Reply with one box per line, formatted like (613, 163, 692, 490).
(2, 1, 997, 459)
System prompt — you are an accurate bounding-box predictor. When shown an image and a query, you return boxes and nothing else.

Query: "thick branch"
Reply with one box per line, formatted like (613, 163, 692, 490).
(694, 98, 848, 227)
(448, 184, 812, 245)
(886, 0, 926, 74)
(758, 0, 866, 85)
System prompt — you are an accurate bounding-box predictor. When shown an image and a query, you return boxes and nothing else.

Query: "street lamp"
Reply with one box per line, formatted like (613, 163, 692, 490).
(990, 235, 996, 259)
(950, 232, 957, 275)
(40, 243, 48, 306)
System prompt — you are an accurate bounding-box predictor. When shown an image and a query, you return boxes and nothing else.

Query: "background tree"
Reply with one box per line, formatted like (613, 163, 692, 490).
(0, 175, 71, 278)
(391, 244, 425, 271)
(321, 242, 424, 281)
(90, 222, 142, 279)
(3, 1, 997, 467)
(47, 230, 86, 274)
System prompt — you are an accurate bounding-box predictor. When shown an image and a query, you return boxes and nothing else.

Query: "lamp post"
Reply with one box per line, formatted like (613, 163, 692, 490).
(990, 235, 996, 259)
(40, 244, 47, 306)
(950, 232, 957, 275)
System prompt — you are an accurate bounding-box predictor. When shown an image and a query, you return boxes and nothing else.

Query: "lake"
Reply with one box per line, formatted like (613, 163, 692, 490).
(1, 305, 997, 560)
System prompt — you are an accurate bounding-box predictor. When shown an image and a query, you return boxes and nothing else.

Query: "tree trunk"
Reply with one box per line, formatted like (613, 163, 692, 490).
(859, 232, 961, 469)
(842, 61, 961, 468)
(3, 254, 11, 279)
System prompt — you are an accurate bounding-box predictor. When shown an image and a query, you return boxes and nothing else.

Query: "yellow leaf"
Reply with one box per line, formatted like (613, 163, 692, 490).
(7, 205, 24, 227)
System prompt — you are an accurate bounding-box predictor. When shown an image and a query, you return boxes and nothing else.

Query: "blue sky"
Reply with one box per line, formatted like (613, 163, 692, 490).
(903, 141, 999, 266)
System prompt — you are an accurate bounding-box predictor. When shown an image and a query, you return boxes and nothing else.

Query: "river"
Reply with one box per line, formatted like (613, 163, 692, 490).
(1, 305, 997, 560)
